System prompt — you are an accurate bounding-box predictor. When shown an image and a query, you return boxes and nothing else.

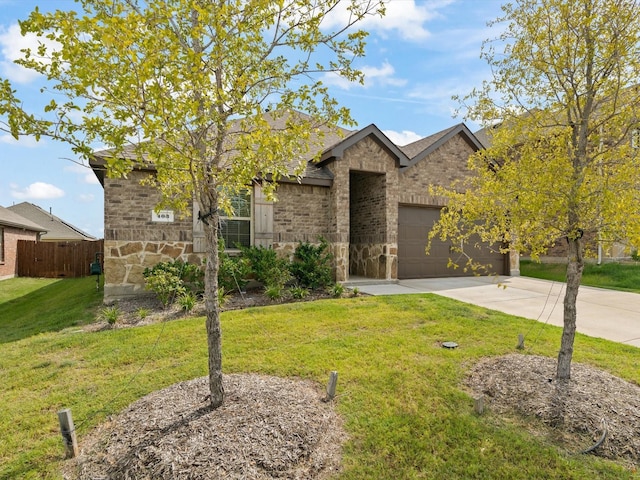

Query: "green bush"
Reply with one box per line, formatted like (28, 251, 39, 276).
(265, 284, 285, 301)
(328, 283, 345, 298)
(100, 305, 121, 326)
(289, 238, 333, 289)
(177, 291, 197, 312)
(240, 244, 291, 288)
(290, 286, 309, 299)
(218, 239, 251, 293)
(143, 259, 203, 307)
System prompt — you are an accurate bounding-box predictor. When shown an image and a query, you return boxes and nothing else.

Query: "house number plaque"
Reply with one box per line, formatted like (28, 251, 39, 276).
(151, 210, 174, 222)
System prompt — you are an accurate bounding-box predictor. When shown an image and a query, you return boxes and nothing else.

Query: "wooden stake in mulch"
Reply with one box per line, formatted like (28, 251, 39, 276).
(57, 408, 78, 458)
(322, 371, 338, 402)
(473, 395, 484, 415)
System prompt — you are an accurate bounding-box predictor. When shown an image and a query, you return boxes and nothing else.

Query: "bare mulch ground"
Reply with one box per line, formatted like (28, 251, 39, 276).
(466, 353, 640, 466)
(71, 293, 640, 477)
(63, 375, 345, 480)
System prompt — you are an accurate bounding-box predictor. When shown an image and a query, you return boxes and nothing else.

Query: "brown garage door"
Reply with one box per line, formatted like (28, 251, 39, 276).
(398, 206, 507, 279)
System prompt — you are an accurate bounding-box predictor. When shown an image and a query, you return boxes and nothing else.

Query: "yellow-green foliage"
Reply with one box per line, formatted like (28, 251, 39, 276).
(435, 0, 640, 263)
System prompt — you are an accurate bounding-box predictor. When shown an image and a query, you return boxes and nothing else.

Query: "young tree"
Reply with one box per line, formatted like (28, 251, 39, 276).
(2, 0, 384, 408)
(431, 0, 640, 380)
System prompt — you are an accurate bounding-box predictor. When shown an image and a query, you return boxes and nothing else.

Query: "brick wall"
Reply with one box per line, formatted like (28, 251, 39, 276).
(326, 136, 400, 280)
(104, 171, 193, 242)
(272, 182, 331, 243)
(0, 226, 39, 280)
(399, 134, 476, 205)
(103, 171, 202, 300)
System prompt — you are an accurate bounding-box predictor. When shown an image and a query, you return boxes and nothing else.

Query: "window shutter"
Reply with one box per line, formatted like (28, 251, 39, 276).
(192, 200, 206, 253)
(253, 184, 273, 247)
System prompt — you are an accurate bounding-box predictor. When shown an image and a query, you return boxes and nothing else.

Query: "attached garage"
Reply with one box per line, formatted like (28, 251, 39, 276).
(398, 205, 507, 279)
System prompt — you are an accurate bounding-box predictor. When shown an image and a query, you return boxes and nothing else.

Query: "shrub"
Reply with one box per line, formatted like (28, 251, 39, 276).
(290, 286, 309, 299)
(265, 284, 285, 301)
(218, 286, 231, 307)
(100, 305, 121, 326)
(143, 259, 203, 308)
(632, 249, 640, 261)
(240, 244, 291, 288)
(218, 239, 251, 293)
(136, 308, 150, 320)
(329, 283, 345, 298)
(177, 291, 197, 312)
(289, 238, 333, 289)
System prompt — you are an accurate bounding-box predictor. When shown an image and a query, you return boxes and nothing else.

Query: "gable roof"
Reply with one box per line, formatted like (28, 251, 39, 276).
(0, 205, 48, 233)
(7, 202, 96, 241)
(318, 124, 411, 167)
(399, 123, 484, 171)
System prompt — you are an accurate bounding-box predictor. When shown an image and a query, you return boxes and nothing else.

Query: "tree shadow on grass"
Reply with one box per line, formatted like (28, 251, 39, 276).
(0, 277, 103, 343)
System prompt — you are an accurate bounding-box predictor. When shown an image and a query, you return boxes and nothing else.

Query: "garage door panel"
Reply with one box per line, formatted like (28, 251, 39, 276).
(398, 206, 506, 278)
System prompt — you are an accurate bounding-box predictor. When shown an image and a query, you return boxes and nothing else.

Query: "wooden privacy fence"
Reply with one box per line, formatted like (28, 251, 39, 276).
(17, 240, 104, 278)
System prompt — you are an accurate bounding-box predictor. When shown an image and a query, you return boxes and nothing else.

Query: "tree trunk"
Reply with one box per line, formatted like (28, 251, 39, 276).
(204, 210, 224, 409)
(556, 236, 584, 380)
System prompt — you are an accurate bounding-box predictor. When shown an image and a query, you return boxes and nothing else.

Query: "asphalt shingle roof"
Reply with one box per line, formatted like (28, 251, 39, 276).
(7, 202, 95, 241)
(0, 205, 48, 232)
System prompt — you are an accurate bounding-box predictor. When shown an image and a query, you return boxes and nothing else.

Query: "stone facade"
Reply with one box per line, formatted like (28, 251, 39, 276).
(103, 172, 203, 300)
(104, 239, 202, 301)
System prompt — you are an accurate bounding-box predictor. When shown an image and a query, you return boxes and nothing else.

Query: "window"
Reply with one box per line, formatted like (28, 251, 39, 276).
(219, 190, 252, 249)
(0, 227, 4, 263)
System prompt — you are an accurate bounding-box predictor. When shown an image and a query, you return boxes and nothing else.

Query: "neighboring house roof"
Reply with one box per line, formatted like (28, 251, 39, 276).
(0, 205, 48, 233)
(7, 202, 96, 241)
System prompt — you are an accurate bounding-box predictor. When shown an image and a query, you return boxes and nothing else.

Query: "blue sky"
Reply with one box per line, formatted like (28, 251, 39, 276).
(0, 0, 505, 238)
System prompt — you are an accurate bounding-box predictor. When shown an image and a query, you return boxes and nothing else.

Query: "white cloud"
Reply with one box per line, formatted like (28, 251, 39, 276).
(0, 133, 40, 147)
(322, 60, 405, 90)
(78, 193, 95, 202)
(0, 23, 59, 84)
(322, 0, 453, 42)
(64, 162, 100, 184)
(383, 129, 423, 146)
(11, 182, 65, 200)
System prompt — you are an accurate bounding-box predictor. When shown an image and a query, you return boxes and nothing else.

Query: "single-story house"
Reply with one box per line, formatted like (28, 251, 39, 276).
(91, 113, 519, 301)
(0, 205, 48, 280)
(7, 202, 96, 242)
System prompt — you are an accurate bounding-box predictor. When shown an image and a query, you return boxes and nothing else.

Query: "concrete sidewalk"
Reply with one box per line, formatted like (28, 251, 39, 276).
(350, 276, 640, 347)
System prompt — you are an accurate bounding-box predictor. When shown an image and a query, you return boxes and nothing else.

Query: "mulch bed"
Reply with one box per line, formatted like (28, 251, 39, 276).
(466, 353, 640, 466)
(63, 375, 345, 480)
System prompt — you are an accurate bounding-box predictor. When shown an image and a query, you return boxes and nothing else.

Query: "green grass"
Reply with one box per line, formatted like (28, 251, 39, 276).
(521, 259, 640, 293)
(0, 277, 104, 343)
(1, 279, 639, 479)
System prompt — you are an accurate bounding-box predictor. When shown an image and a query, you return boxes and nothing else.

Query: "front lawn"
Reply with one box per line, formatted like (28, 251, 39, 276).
(1, 279, 638, 478)
(521, 259, 640, 293)
(0, 277, 103, 343)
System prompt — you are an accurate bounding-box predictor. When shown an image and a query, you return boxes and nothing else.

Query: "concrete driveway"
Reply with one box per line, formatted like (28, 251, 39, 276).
(351, 276, 640, 348)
